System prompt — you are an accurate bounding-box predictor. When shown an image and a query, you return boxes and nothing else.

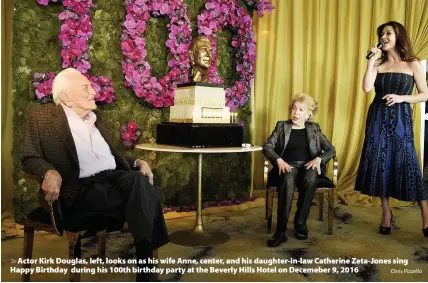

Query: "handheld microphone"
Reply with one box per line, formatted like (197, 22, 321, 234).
(366, 41, 384, 60)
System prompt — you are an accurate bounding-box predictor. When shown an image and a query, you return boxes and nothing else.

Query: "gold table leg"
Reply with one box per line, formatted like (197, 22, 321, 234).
(169, 153, 230, 247)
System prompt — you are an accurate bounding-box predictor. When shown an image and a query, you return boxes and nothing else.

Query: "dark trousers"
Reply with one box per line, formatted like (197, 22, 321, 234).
(276, 161, 318, 233)
(62, 170, 169, 270)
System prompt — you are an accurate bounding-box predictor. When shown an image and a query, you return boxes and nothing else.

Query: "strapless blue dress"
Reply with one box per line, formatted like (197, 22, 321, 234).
(355, 72, 427, 201)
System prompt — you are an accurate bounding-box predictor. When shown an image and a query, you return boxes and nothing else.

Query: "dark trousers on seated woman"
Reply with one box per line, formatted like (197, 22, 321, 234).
(276, 161, 318, 235)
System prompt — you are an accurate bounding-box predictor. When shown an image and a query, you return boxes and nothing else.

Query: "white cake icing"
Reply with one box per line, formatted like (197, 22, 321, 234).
(170, 85, 230, 123)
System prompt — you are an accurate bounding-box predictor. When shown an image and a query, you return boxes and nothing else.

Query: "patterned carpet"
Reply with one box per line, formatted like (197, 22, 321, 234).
(1, 196, 427, 282)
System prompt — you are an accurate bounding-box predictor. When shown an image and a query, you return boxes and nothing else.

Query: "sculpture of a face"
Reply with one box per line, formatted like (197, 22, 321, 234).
(195, 42, 212, 68)
(189, 36, 213, 82)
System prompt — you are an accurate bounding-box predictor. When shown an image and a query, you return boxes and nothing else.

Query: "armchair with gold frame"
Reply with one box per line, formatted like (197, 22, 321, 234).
(21, 174, 158, 282)
(264, 156, 338, 235)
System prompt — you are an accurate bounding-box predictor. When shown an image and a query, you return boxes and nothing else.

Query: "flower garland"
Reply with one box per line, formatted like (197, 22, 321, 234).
(32, 72, 56, 104)
(34, 0, 116, 104)
(121, 0, 192, 108)
(34, 0, 273, 108)
(197, 0, 257, 110)
(243, 0, 274, 17)
(120, 121, 141, 148)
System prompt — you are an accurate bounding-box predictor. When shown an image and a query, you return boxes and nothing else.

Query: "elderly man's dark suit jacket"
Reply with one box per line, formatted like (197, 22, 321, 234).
(21, 103, 134, 205)
(263, 120, 336, 184)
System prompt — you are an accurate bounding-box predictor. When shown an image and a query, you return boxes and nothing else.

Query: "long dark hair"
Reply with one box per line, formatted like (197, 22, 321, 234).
(376, 21, 419, 65)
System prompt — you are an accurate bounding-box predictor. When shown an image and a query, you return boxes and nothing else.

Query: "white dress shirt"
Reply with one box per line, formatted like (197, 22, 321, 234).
(62, 105, 116, 178)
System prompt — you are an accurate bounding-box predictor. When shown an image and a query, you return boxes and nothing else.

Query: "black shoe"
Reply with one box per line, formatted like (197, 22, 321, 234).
(379, 209, 393, 235)
(423, 228, 428, 238)
(294, 224, 308, 240)
(267, 232, 287, 247)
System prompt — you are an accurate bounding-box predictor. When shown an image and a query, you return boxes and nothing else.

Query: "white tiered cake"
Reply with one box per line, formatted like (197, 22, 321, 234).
(169, 83, 230, 123)
(157, 83, 243, 147)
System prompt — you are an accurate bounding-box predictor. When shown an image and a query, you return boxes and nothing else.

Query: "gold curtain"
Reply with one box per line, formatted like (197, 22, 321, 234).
(2, 0, 14, 213)
(253, 0, 428, 206)
(405, 0, 428, 59)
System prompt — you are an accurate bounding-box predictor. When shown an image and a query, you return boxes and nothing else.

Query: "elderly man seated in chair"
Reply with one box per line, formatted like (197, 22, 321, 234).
(21, 68, 169, 281)
(263, 93, 335, 247)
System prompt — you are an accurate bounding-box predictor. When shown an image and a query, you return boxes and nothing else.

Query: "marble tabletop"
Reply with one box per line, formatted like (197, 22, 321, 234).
(135, 143, 262, 153)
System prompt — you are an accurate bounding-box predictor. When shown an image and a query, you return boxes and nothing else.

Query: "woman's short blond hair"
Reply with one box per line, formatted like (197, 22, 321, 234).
(289, 93, 319, 121)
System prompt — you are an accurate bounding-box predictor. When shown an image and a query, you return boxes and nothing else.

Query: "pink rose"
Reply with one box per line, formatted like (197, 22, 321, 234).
(37, 0, 50, 5)
(200, 26, 212, 36)
(98, 76, 111, 85)
(153, 100, 164, 108)
(121, 131, 131, 140)
(121, 38, 134, 52)
(127, 121, 137, 131)
(160, 3, 170, 15)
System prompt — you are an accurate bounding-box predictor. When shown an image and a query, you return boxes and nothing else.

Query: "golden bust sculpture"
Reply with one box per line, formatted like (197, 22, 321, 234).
(189, 36, 213, 83)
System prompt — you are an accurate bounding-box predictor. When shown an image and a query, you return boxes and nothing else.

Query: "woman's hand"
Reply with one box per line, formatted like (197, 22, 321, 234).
(367, 45, 381, 63)
(277, 158, 293, 174)
(305, 157, 322, 175)
(382, 94, 404, 106)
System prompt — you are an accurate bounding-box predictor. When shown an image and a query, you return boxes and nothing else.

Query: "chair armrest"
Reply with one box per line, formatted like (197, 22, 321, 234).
(331, 156, 338, 186)
(23, 172, 63, 236)
(264, 161, 269, 188)
(22, 173, 43, 184)
(264, 157, 339, 187)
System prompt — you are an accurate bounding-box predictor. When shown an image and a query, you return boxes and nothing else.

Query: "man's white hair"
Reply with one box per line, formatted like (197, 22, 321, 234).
(52, 68, 81, 105)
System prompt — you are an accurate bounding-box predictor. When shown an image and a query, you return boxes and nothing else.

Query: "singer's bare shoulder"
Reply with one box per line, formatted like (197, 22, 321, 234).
(409, 60, 423, 74)
(410, 61, 428, 100)
(408, 60, 422, 67)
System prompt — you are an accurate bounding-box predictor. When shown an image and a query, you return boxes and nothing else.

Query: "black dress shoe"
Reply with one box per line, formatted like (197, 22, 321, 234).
(267, 232, 287, 247)
(379, 209, 393, 235)
(294, 224, 308, 240)
(379, 226, 391, 235)
(423, 228, 428, 238)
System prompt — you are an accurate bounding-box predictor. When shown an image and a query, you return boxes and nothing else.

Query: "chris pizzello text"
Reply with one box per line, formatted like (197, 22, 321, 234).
(391, 269, 423, 274)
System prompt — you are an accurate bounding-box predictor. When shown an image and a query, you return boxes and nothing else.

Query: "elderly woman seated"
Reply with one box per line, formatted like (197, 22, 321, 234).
(263, 93, 336, 247)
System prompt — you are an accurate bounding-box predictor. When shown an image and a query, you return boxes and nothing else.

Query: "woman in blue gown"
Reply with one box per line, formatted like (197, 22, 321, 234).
(355, 21, 428, 237)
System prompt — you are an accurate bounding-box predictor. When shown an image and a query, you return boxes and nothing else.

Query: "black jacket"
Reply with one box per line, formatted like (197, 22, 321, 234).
(21, 104, 133, 205)
(263, 120, 336, 173)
